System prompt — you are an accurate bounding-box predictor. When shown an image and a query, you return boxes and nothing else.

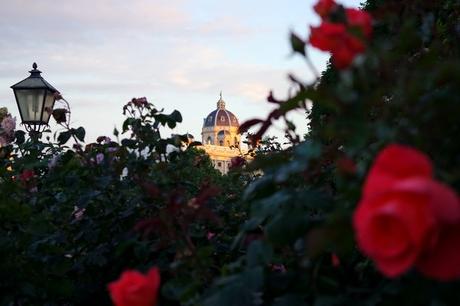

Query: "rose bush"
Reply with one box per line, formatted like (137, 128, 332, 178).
(201, 0, 460, 305)
(0, 96, 249, 305)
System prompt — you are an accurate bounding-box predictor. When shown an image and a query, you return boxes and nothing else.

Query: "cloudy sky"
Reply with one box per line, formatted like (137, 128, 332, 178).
(0, 0, 361, 143)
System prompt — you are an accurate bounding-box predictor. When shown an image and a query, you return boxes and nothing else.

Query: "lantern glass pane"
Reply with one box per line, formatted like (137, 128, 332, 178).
(42, 91, 55, 123)
(15, 89, 46, 122)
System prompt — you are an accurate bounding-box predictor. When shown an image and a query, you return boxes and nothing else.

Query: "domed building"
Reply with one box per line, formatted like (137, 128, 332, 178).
(200, 93, 246, 174)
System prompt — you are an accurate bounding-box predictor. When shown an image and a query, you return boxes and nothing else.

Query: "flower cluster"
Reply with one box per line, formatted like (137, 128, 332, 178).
(18, 169, 37, 192)
(229, 156, 246, 170)
(309, 0, 372, 69)
(0, 108, 16, 147)
(108, 267, 161, 306)
(126, 97, 149, 109)
(354, 145, 460, 280)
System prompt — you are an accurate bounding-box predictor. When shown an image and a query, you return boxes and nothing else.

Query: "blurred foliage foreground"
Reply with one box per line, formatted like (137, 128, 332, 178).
(2, 0, 460, 305)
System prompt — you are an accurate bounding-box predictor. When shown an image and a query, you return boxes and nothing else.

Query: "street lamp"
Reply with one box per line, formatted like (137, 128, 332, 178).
(11, 63, 58, 133)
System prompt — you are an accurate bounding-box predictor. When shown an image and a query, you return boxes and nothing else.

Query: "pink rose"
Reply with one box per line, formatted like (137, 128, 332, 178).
(1, 116, 16, 135)
(96, 153, 105, 165)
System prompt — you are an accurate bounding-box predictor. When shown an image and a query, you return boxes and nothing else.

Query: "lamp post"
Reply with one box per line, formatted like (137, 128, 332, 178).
(11, 63, 58, 133)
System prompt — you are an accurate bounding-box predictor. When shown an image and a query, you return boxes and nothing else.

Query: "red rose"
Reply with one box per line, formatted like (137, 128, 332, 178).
(331, 253, 340, 267)
(310, 22, 347, 52)
(354, 144, 460, 280)
(313, 0, 337, 18)
(309, 3, 372, 69)
(309, 21, 367, 69)
(336, 156, 357, 175)
(331, 34, 365, 69)
(19, 169, 35, 183)
(362, 144, 433, 197)
(108, 267, 161, 306)
(346, 8, 373, 39)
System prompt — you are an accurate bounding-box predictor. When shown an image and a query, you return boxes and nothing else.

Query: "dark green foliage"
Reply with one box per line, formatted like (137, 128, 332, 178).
(199, 1, 460, 305)
(0, 99, 248, 305)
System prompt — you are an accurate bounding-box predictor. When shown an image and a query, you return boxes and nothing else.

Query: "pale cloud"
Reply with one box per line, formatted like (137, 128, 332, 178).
(0, 0, 361, 142)
(1, 0, 189, 30)
(236, 82, 271, 102)
(195, 15, 257, 37)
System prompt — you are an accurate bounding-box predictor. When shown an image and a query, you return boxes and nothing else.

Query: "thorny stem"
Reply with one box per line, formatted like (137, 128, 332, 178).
(56, 97, 83, 152)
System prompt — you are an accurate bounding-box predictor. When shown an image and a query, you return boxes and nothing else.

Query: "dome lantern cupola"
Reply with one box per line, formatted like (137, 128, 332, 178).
(202, 92, 239, 128)
(217, 91, 226, 110)
(201, 92, 241, 148)
(200, 92, 248, 174)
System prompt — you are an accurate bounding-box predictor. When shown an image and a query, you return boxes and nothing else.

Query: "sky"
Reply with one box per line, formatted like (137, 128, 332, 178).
(0, 0, 362, 144)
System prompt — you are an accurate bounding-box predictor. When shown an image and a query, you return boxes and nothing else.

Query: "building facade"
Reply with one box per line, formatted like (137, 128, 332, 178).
(200, 93, 245, 174)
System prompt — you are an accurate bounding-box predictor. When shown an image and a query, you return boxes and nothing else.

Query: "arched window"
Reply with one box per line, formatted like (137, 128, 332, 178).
(207, 136, 212, 144)
(227, 140, 230, 146)
(219, 140, 223, 146)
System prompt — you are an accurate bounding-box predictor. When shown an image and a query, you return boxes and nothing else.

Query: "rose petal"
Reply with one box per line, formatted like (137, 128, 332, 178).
(355, 186, 435, 255)
(108, 269, 160, 306)
(417, 224, 460, 281)
(331, 35, 364, 69)
(367, 213, 411, 257)
(426, 180, 460, 224)
(314, 0, 337, 18)
(309, 22, 347, 52)
(147, 267, 161, 291)
(346, 8, 373, 39)
(373, 250, 418, 278)
(395, 178, 460, 224)
(354, 181, 438, 277)
(363, 144, 433, 197)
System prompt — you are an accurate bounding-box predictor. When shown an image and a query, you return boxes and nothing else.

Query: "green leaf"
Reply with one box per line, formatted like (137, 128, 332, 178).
(188, 141, 202, 147)
(121, 139, 137, 148)
(203, 267, 264, 306)
(167, 120, 177, 129)
(290, 32, 306, 56)
(265, 207, 310, 246)
(74, 127, 86, 142)
(294, 140, 321, 160)
(14, 130, 26, 145)
(169, 110, 183, 123)
(273, 295, 307, 306)
(57, 131, 71, 145)
(122, 118, 136, 133)
(247, 240, 273, 267)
